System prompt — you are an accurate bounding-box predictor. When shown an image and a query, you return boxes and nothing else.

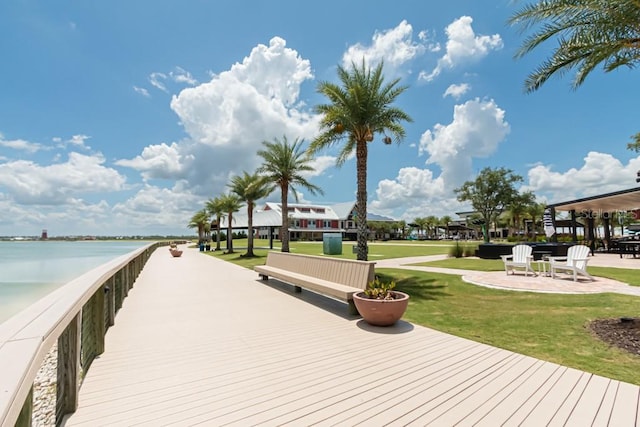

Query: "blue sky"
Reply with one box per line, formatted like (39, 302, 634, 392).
(1, 1, 639, 237)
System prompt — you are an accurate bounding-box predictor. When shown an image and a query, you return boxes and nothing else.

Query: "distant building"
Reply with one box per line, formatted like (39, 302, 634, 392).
(217, 201, 395, 241)
(41, 229, 48, 240)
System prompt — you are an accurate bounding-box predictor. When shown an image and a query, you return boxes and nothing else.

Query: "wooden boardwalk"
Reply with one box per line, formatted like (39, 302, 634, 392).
(63, 247, 640, 426)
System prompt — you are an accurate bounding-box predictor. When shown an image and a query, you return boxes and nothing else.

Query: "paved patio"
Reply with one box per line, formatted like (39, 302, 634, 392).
(63, 247, 640, 426)
(377, 253, 640, 296)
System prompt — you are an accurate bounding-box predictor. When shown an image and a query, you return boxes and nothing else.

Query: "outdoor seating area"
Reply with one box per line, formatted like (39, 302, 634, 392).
(549, 244, 594, 282)
(254, 251, 376, 314)
(500, 244, 535, 276)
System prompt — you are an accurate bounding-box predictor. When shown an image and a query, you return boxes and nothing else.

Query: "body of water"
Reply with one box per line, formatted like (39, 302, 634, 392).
(0, 240, 150, 324)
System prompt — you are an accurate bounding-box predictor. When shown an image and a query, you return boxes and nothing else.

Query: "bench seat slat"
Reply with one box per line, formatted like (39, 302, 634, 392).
(254, 252, 376, 313)
(254, 266, 361, 301)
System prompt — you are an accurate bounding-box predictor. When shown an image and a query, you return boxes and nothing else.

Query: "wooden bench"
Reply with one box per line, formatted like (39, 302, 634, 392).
(254, 251, 376, 314)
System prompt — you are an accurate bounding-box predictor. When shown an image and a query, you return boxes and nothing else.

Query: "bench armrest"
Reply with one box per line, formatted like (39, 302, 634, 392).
(500, 255, 513, 261)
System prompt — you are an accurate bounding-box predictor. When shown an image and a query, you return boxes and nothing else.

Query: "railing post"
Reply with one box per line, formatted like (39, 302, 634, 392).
(15, 387, 33, 427)
(123, 265, 130, 297)
(106, 277, 115, 327)
(56, 313, 81, 425)
(94, 286, 106, 356)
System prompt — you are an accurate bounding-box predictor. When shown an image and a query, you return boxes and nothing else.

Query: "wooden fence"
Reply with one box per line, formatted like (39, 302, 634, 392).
(0, 242, 162, 426)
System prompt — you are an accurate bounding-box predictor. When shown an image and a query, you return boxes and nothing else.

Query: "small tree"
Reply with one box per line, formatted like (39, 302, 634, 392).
(188, 209, 209, 244)
(256, 136, 323, 253)
(228, 171, 272, 257)
(506, 191, 535, 239)
(206, 196, 226, 251)
(218, 193, 242, 253)
(455, 167, 523, 243)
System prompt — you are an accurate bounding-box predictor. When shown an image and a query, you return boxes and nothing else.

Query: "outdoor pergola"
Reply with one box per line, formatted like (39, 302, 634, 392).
(546, 186, 640, 247)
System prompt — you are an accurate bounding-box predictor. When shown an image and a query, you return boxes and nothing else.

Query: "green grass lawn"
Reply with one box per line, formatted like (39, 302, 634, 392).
(203, 239, 640, 385)
(206, 238, 453, 270)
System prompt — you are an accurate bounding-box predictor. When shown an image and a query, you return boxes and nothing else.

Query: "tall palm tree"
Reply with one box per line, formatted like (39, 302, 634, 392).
(257, 136, 323, 253)
(309, 60, 412, 261)
(218, 193, 242, 253)
(509, 0, 640, 93)
(526, 201, 546, 240)
(413, 217, 427, 240)
(425, 215, 438, 239)
(229, 171, 272, 257)
(440, 215, 452, 239)
(398, 220, 407, 240)
(507, 192, 535, 238)
(188, 209, 209, 244)
(205, 196, 225, 251)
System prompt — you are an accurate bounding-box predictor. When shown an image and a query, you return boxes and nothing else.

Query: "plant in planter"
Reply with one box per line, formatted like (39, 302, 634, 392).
(353, 277, 409, 326)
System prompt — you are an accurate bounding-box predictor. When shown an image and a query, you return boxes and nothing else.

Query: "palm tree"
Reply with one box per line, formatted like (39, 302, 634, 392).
(398, 220, 407, 240)
(218, 193, 242, 253)
(205, 197, 225, 251)
(526, 201, 546, 240)
(507, 192, 535, 239)
(188, 209, 209, 244)
(257, 136, 323, 253)
(309, 60, 412, 260)
(440, 215, 452, 239)
(229, 171, 272, 257)
(509, 0, 640, 92)
(413, 217, 427, 240)
(425, 215, 438, 239)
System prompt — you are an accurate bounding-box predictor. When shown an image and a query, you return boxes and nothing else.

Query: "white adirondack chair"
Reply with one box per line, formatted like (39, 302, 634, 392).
(500, 244, 535, 276)
(549, 245, 594, 282)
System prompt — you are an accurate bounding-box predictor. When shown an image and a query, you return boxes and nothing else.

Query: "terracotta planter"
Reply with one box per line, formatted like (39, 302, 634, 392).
(353, 291, 409, 326)
(169, 249, 183, 257)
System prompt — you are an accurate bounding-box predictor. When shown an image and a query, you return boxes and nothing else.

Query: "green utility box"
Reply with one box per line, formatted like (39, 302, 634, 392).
(323, 232, 343, 255)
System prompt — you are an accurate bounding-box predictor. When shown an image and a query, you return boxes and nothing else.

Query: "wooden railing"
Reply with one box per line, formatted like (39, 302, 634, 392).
(0, 242, 162, 427)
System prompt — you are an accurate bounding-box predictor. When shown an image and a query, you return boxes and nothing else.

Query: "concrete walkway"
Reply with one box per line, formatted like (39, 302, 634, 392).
(63, 246, 640, 426)
(377, 254, 640, 296)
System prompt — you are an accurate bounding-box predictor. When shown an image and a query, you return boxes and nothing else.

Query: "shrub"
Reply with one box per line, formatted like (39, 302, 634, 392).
(364, 277, 398, 300)
(463, 244, 477, 257)
(449, 241, 464, 258)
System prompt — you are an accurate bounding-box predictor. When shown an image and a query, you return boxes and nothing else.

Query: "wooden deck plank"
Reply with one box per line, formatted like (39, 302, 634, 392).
(608, 381, 640, 427)
(411, 355, 541, 426)
(570, 376, 615, 425)
(63, 247, 640, 426)
(497, 366, 586, 426)
(277, 340, 485, 426)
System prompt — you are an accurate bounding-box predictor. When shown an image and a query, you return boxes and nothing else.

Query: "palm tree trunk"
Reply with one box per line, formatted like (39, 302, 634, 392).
(215, 216, 221, 251)
(281, 183, 290, 253)
(227, 213, 234, 253)
(247, 202, 254, 257)
(356, 140, 368, 261)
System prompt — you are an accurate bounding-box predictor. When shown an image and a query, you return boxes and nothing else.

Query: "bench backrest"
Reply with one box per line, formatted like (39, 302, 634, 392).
(264, 251, 376, 290)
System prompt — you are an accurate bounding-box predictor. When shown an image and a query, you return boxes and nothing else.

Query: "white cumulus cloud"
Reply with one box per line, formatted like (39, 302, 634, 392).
(116, 142, 192, 181)
(525, 152, 640, 202)
(342, 20, 427, 75)
(420, 16, 503, 82)
(370, 167, 464, 220)
(0, 133, 44, 153)
(443, 83, 471, 99)
(419, 98, 510, 188)
(0, 152, 126, 205)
